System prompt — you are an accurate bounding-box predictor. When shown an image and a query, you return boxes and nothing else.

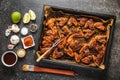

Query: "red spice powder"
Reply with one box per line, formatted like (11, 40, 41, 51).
(24, 36, 33, 47)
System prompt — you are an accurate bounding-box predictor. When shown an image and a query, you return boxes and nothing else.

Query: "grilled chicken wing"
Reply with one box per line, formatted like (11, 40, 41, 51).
(81, 55, 93, 64)
(56, 17, 68, 26)
(42, 40, 53, 47)
(88, 38, 97, 49)
(84, 19, 94, 29)
(43, 36, 54, 43)
(57, 37, 67, 49)
(45, 18, 56, 28)
(74, 52, 81, 63)
(77, 18, 88, 26)
(46, 29, 57, 36)
(52, 48, 64, 59)
(94, 22, 106, 31)
(64, 47, 74, 57)
(79, 45, 91, 60)
(67, 16, 78, 26)
(62, 25, 72, 35)
(83, 29, 95, 39)
(93, 54, 103, 66)
(96, 35, 107, 44)
(73, 30, 84, 38)
(69, 41, 84, 51)
(74, 45, 91, 63)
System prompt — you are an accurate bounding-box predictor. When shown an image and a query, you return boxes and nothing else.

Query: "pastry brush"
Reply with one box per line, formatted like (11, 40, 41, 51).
(22, 64, 75, 76)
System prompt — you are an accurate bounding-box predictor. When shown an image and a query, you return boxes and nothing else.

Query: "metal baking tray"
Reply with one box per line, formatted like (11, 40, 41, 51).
(35, 5, 116, 78)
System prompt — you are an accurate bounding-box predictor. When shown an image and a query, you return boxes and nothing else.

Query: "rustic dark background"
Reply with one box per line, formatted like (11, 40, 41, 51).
(0, 0, 120, 80)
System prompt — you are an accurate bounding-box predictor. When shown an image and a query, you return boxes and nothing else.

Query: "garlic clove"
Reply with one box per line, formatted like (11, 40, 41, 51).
(8, 44, 15, 49)
(5, 29, 11, 37)
(8, 25, 12, 31)
(10, 35, 20, 45)
(11, 24, 20, 33)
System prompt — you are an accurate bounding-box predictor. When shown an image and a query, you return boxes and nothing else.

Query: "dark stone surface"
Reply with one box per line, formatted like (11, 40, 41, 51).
(0, 0, 120, 80)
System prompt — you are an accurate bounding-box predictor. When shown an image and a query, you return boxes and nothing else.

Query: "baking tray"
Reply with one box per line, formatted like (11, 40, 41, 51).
(35, 5, 116, 77)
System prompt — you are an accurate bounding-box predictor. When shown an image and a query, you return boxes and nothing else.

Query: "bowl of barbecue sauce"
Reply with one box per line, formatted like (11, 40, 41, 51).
(1, 51, 18, 67)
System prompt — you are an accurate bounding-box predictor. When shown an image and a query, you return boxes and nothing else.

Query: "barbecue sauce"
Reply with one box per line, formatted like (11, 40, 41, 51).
(3, 53, 16, 65)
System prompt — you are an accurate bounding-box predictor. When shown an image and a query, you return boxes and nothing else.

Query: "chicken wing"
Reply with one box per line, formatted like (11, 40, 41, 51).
(56, 17, 68, 27)
(96, 35, 107, 44)
(81, 55, 93, 64)
(64, 47, 74, 57)
(83, 29, 95, 39)
(77, 17, 88, 26)
(88, 38, 97, 49)
(45, 18, 56, 28)
(84, 19, 94, 29)
(94, 22, 106, 31)
(62, 25, 72, 35)
(79, 45, 91, 60)
(52, 48, 64, 59)
(67, 16, 78, 26)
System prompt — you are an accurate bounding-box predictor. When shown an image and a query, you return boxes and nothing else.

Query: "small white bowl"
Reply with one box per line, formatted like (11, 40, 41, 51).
(1, 51, 18, 67)
(20, 27, 28, 36)
(21, 35, 35, 49)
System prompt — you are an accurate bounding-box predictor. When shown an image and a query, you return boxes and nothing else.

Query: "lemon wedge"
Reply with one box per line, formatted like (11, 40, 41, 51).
(23, 13, 30, 23)
(29, 10, 36, 20)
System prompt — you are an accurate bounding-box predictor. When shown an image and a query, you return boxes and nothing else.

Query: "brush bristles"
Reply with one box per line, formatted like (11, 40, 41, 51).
(22, 64, 29, 71)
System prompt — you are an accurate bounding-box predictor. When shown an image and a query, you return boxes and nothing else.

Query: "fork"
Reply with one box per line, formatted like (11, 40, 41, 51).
(36, 38, 63, 62)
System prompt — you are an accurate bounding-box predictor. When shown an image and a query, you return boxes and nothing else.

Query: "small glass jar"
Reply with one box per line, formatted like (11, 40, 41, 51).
(29, 24, 38, 32)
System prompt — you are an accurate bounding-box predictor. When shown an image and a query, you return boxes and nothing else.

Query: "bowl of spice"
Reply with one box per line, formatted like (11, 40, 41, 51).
(1, 51, 18, 67)
(21, 35, 35, 49)
(29, 24, 38, 32)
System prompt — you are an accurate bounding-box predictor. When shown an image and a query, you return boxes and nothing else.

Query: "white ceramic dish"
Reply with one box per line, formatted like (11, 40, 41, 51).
(21, 35, 35, 49)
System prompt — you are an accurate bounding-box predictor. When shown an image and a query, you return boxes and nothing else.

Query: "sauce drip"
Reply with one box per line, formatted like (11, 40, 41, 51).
(3, 53, 16, 65)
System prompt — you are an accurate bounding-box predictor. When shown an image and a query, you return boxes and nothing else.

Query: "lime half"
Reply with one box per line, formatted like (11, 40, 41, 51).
(23, 13, 30, 24)
(11, 11, 21, 23)
(29, 10, 36, 20)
